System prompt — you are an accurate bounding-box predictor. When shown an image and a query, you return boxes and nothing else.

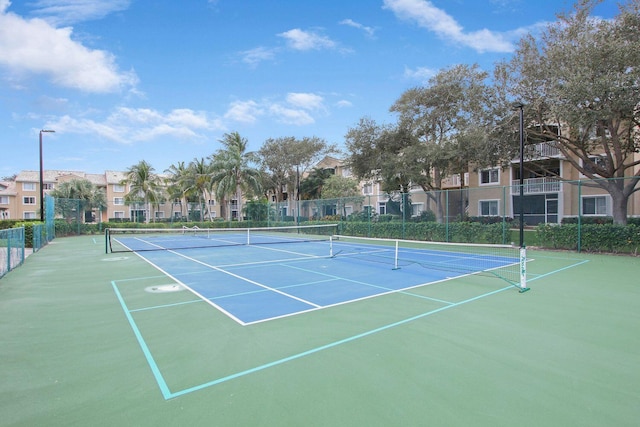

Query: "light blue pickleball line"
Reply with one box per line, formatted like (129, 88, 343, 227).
(114, 257, 590, 400)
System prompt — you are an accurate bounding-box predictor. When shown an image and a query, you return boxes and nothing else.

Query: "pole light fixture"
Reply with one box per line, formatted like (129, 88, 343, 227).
(511, 103, 525, 248)
(39, 129, 55, 222)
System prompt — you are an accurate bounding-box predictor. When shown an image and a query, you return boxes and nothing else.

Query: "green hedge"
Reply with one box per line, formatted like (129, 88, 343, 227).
(9, 217, 638, 254)
(536, 223, 640, 253)
(338, 221, 505, 244)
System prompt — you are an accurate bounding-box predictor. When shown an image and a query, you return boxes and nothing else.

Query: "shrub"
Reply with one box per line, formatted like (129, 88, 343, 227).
(536, 223, 639, 254)
(561, 216, 613, 225)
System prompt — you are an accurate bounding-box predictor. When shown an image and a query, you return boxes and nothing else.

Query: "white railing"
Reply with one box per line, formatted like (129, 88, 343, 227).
(513, 142, 561, 161)
(442, 173, 469, 188)
(511, 177, 562, 194)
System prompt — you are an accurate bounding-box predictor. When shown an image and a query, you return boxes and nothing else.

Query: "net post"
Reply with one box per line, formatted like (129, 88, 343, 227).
(393, 239, 400, 270)
(105, 228, 110, 254)
(518, 246, 530, 293)
(246, 229, 250, 245)
(329, 235, 334, 257)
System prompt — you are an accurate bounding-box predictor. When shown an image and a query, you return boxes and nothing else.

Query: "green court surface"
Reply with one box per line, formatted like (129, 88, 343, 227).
(1, 235, 638, 426)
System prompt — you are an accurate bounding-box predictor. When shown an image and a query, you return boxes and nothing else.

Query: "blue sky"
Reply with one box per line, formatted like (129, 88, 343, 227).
(0, 0, 620, 177)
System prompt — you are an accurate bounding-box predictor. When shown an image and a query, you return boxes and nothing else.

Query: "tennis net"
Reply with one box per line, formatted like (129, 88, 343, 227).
(105, 223, 338, 253)
(330, 235, 528, 291)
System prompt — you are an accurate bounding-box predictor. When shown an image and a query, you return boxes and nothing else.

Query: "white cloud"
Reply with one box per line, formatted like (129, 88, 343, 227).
(223, 93, 329, 127)
(286, 92, 325, 110)
(240, 46, 278, 67)
(336, 100, 353, 108)
(339, 18, 375, 38)
(223, 100, 264, 124)
(268, 104, 315, 126)
(0, 3, 138, 93)
(383, 0, 514, 53)
(28, 0, 131, 26)
(278, 28, 336, 51)
(404, 65, 437, 82)
(46, 107, 222, 143)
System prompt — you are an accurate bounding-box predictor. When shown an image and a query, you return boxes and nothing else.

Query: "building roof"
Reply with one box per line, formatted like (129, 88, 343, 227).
(105, 170, 127, 184)
(15, 170, 108, 186)
(0, 180, 17, 196)
(314, 155, 344, 169)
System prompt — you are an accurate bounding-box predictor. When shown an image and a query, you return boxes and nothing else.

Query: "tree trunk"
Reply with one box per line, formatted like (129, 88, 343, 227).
(236, 185, 243, 221)
(220, 197, 227, 221)
(610, 187, 628, 226)
(600, 178, 632, 226)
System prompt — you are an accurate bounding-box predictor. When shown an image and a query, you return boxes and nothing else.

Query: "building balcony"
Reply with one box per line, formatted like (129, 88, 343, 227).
(512, 142, 562, 162)
(511, 177, 562, 195)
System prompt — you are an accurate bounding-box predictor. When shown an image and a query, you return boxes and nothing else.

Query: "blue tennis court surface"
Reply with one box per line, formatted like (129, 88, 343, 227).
(127, 238, 520, 325)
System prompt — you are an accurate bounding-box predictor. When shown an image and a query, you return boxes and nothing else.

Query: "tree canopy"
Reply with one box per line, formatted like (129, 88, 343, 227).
(346, 0, 640, 225)
(258, 136, 337, 203)
(50, 178, 106, 223)
(499, 0, 640, 223)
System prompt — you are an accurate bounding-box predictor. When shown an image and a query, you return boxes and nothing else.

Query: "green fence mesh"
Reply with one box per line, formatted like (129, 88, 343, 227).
(0, 227, 25, 278)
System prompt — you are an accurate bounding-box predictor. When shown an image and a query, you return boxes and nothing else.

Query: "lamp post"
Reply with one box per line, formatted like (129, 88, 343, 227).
(512, 103, 525, 248)
(296, 164, 300, 225)
(39, 129, 55, 222)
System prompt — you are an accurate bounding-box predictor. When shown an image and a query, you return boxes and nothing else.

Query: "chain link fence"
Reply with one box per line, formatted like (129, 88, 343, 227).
(50, 177, 639, 254)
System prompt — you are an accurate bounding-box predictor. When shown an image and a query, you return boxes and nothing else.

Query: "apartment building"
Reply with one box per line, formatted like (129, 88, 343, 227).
(467, 141, 640, 224)
(286, 156, 467, 221)
(3, 170, 227, 223)
(4, 146, 638, 224)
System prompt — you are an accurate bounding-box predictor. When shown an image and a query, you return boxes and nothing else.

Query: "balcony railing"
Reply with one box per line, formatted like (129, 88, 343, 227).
(513, 142, 561, 161)
(511, 177, 562, 195)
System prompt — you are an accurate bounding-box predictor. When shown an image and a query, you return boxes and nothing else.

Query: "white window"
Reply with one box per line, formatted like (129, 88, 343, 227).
(23, 196, 36, 205)
(208, 199, 216, 206)
(23, 211, 37, 219)
(378, 202, 386, 215)
(114, 197, 124, 205)
(155, 211, 165, 219)
(341, 167, 352, 177)
(114, 211, 125, 219)
(43, 183, 54, 190)
(0, 196, 8, 205)
(23, 182, 36, 191)
(363, 183, 373, 195)
(479, 200, 499, 216)
(412, 203, 423, 217)
(582, 155, 609, 177)
(582, 196, 609, 216)
(479, 168, 499, 185)
(113, 184, 125, 192)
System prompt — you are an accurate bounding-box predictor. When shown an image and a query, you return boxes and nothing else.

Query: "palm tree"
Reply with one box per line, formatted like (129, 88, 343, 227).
(184, 158, 216, 221)
(210, 132, 262, 221)
(165, 161, 190, 221)
(300, 167, 334, 200)
(122, 160, 162, 223)
(50, 178, 107, 223)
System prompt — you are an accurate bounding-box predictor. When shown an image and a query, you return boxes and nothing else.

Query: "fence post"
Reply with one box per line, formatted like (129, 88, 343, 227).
(402, 192, 407, 240)
(367, 194, 372, 238)
(502, 185, 507, 244)
(577, 180, 582, 252)
(445, 190, 450, 242)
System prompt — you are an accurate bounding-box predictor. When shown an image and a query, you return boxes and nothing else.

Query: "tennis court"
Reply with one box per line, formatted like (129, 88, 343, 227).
(1, 230, 639, 426)
(108, 225, 526, 326)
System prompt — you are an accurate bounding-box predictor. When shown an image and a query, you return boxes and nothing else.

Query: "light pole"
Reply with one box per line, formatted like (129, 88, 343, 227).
(39, 129, 55, 222)
(512, 103, 525, 248)
(296, 164, 300, 225)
